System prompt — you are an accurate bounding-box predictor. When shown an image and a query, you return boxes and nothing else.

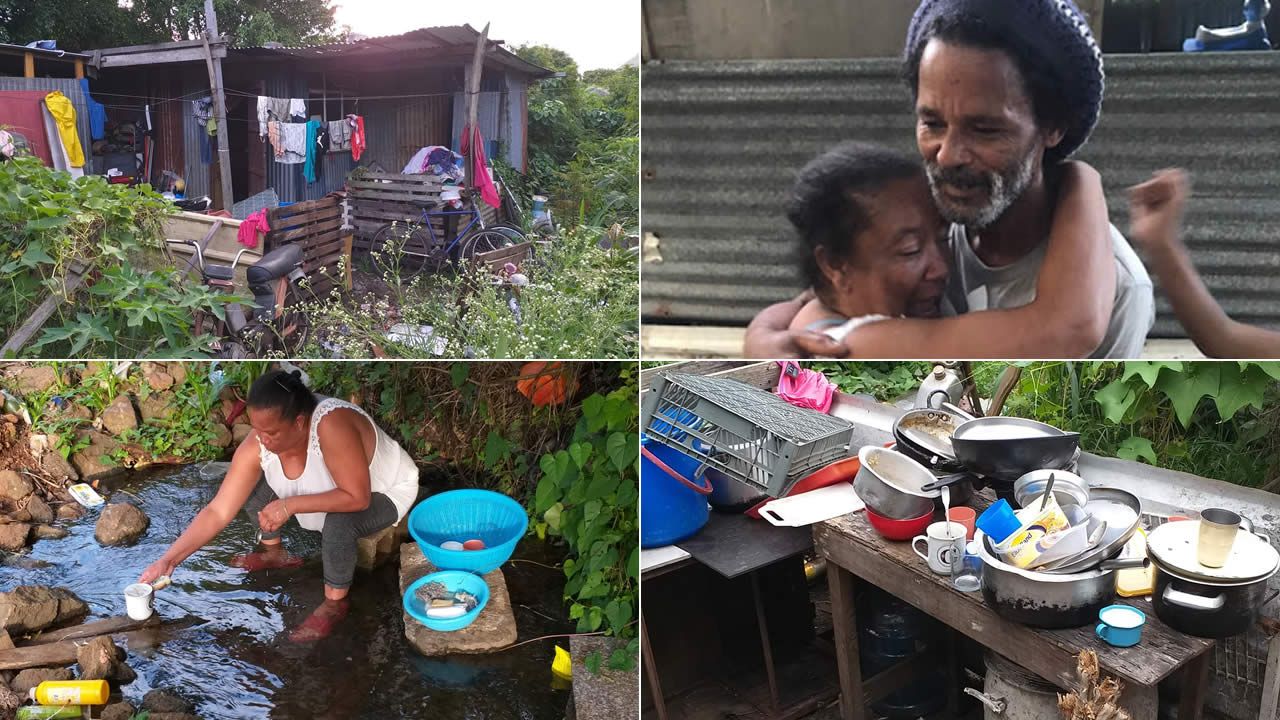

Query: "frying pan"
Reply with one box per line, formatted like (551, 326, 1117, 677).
(1039, 487, 1143, 574)
(951, 417, 1080, 481)
(893, 407, 967, 471)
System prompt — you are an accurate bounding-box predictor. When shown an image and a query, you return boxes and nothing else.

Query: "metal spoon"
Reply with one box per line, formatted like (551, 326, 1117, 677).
(1040, 473, 1057, 512)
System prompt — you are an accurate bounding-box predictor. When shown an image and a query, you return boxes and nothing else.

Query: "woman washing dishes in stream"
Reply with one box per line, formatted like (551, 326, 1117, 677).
(138, 369, 420, 642)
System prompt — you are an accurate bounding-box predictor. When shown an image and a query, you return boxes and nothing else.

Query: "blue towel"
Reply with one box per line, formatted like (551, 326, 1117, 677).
(80, 78, 106, 141)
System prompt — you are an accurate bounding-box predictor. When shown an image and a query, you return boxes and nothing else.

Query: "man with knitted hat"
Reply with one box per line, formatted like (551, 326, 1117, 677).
(745, 0, 1155, 359)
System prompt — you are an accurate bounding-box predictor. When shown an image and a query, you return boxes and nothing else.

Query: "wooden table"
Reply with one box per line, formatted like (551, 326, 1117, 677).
(814, 493, 1216, 720)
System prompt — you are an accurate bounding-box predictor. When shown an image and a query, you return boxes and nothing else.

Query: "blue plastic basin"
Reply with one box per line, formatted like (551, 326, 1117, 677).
(408, 489, 528, 574)
(403, 570, 491, 631)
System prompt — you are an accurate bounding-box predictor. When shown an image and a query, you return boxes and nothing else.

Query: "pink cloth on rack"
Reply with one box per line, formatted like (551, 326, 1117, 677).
(459, 124, 500, 209)
(774, 361, 836, 413)
(237, 209, 271, 249)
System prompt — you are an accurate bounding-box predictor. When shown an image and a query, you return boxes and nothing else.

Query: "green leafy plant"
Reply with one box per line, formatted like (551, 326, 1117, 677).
(809, 361, 932, 400)
(533, 366, 639, 671)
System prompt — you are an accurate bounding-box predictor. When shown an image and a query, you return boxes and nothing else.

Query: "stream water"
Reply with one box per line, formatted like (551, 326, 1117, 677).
(3, 464, 575, 719)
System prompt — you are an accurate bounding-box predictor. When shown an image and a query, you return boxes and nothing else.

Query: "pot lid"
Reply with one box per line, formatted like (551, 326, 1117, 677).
(1147, 520, 1280, 583)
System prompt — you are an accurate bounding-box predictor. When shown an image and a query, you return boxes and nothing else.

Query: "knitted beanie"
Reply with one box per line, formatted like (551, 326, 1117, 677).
(904, 0, 1104, 161)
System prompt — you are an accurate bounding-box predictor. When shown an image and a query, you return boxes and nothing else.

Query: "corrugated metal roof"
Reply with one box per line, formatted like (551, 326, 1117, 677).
(237, 26, 554, 78)
(641, 51, 1280, 339)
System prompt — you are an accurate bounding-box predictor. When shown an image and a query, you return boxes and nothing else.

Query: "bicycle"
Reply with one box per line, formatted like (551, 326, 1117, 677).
(164, 239, 312, 358)
(368, 196, 525, 277)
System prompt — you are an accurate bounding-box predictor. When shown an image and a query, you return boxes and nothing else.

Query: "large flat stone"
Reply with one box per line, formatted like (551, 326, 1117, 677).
(570, 636, 639, 720)
(356, 517, 408, 571)
(398, 543, 517, 656)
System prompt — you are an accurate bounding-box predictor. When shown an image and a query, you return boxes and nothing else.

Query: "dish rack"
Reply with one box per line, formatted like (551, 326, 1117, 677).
(641, 372, 855, 497)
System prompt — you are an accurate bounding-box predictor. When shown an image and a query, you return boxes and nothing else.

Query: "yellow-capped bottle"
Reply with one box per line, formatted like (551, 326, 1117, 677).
(27, 679, 110, 705)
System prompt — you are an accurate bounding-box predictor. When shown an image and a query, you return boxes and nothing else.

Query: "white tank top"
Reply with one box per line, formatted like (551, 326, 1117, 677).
(259, 398, 419, 531)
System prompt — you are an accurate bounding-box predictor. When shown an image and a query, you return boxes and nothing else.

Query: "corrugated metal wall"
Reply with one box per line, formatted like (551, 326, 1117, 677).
(361, 95, 452, 174)
(181, 74, 212, 199)
(640, 51, 1280, 338)
(0, 77, 92, 167)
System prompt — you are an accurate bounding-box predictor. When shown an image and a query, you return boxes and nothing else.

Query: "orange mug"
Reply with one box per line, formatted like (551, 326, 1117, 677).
(947, 506, 977, 541)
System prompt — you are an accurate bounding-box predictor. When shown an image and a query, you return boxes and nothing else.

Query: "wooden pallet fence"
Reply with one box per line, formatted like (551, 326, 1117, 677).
(347, 171, 502, 253)
(264, 193, 353, 294)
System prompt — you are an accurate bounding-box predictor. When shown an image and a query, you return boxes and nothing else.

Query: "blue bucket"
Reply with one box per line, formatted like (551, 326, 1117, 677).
(640, 436, 712, 548)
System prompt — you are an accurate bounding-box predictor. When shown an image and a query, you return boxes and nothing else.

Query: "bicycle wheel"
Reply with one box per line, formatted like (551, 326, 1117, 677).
(460, 229, 517, 262)
(370, 223, 441, 277)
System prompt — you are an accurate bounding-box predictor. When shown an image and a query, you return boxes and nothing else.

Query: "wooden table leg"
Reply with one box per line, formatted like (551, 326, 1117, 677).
(641, 609, 669, 720)
(827, 562, 867, 720)
(751, 571, 782, 715)
(1178, 651, 1211, 720)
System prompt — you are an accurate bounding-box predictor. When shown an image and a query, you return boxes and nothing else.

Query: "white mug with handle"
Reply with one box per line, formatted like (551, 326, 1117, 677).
(913, 520, 967, 575)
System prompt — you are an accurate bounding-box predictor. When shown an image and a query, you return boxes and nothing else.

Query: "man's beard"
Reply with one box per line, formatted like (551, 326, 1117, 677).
(926, 148, 1037, 230)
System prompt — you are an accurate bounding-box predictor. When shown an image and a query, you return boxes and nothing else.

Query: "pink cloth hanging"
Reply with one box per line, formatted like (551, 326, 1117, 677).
(459, 124, 500, 209)
(774, 361, 836, 414)
(237, 208, 271, 249)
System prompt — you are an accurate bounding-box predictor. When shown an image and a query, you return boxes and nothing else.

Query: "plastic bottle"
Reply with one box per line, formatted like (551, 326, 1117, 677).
(914, 364, 963, 409)
(16, 706, 84, 720)
(28, 679, 109, 705)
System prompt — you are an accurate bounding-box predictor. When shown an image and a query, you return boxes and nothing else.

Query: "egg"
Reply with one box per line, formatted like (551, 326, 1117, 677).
(441, 541, 465, 551)
(463, 539, 486, 551)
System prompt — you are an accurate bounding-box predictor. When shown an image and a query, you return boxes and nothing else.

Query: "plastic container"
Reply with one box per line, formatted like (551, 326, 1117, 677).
(403, 570, 490, 631)
(29, 679, 109, 705)
(976, 499, 1021, 544)
(640, 437, 712, 547)
(866, 507, 933, 541)
(641, 372, 854, 497)
(16, 707, 83, 720)
(407, 489, 528, 575)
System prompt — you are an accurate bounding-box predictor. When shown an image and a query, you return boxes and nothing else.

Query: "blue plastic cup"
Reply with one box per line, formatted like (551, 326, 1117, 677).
(976, 499, 1021, 545)
(1095, 605, 1146, 647)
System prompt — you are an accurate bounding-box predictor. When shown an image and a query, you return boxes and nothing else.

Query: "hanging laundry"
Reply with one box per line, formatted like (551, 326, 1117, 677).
(200, 131, 212, 165)
(40, 101, 83, 177)
(0, 90, 53, 164)
(193, 97, 213, 127)
(328, 119, 351, 152)
(289, 98, 307, 121)
(43, 92, 84, 168)
(349, 114, 366, 162)
(257, 97, 295, 137)
(267, 121, 284, 158)
(315, 123, 330, 154)
(237, 208, 271, 249)
(459, 125, 499, 209)
(278, 122, 306, 165)
(79, 79, 106, 141)
(303, 118, 324, 183)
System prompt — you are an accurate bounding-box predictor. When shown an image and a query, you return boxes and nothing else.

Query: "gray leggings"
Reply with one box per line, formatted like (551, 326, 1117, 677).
(242, 476, 399, 590)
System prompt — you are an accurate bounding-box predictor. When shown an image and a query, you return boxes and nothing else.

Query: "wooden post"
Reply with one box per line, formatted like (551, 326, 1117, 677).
(464, 23, 490, 192)
(204, 0, 234, 211)
(23, 52, 34, 78)
(74, 60, 84, 80)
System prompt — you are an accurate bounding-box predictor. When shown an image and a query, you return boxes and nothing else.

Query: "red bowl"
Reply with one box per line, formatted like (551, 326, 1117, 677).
(866, 506, 933, 541)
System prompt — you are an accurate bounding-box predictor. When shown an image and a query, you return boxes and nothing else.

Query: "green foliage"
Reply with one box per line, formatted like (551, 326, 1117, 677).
(986, 361, 1280, 488)
(0, 0, 341, 50)
(512, 45, 637, 229)
(533, 366, 639, 669)
(0, 155, 230, 358)
(304, 225, 637, 359)
(809, 361, 932, 400)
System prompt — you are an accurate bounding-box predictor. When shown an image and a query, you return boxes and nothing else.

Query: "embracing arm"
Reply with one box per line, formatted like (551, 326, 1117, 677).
(139, 434, 263, 582)
(276, 410, 372, 517)
(833, 161, 1115, 358)
(1129, 169, 1280, 358)
(743, 289, 847, 358)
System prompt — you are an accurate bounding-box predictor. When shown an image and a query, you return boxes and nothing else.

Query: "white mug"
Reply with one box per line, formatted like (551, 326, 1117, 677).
(913, 521, 966, 575)
(124, 583, 154, 621)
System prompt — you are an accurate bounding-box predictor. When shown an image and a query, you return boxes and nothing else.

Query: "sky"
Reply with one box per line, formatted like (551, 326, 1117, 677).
(332, 0, 639, 71)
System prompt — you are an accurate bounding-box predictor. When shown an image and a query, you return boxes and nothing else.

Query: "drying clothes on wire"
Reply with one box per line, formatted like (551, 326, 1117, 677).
(193, 97, 213, 126)
(237, 208, 271, 249)
(328, 119, 351, 151)
(43, 92, 84, 168)
(289, 98, 306, 120)
(267, 121, 283, 158)
(303, 118, 324, 183)
(459, 125, 499, 209)
(348, 114, 366, 162)
(256, 97, 296, 137)
(278, 122, 306, 165)
(79, 78, 106, 141)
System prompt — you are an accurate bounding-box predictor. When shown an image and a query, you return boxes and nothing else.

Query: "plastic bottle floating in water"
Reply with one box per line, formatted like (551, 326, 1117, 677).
(16, 707, 84, 720)
(552, 645, 572, 681)
(28, 679, 110, 705)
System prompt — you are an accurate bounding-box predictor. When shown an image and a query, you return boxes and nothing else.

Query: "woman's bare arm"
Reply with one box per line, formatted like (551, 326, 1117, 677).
(1129, 169, 1280, 358)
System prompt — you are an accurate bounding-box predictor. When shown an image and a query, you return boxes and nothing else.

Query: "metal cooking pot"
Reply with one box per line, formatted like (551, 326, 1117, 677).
(1151, 562, 1279, 639)
(704, 466, 767, 512)
(975, 530, 1143, 628)
(892, 407, 968, 471)
(952, 418, 1080, 481)
(855, 446, 936, 520)
(1012, 469, 1088, 509)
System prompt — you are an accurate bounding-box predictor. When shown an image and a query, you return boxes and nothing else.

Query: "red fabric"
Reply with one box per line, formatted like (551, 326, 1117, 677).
(459, 124, 500, 209)
(0, 91, 53, 165)
(237, 208, 271, 249)
(351, 116, 366, 162)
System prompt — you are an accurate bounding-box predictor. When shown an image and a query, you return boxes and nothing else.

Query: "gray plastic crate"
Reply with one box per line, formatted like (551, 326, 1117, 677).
(641, 372, 855, 497)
